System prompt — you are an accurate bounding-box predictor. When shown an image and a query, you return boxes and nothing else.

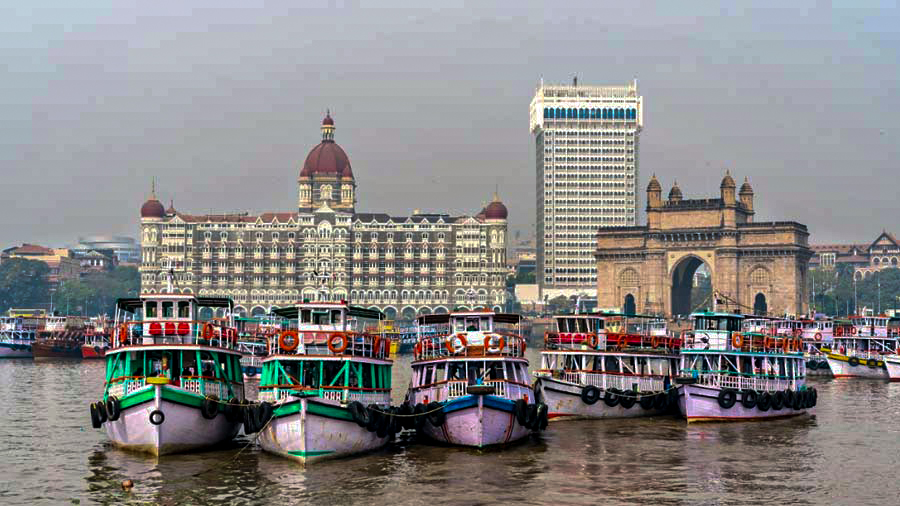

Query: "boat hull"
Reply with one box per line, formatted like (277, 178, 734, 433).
(0, 342, 33, 358)
(883, 356, 900, 382)
(677, 383, 811, 422)
(421, 395, 531, 447)
(825, 356, 888, 380)
(105, 385, 240, 456)
(535, 377, 667, 420)
(257, 398, 389, 465)
(33, 339, 82, 359)
(81, 344, 108, 359)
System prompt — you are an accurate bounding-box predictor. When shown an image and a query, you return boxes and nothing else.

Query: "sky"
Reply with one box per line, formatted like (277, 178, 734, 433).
(1, 0, 898, 247)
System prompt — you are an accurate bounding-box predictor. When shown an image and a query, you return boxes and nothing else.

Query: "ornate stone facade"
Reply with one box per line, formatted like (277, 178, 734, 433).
(139, 114, 508, 319)
(595, 173, 812, 317)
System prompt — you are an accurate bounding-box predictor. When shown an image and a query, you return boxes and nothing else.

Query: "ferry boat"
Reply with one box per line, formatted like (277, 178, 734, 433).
(0, 316, 37, 358)
(81, 317, 112, 359)
(406, 310, 541, 447)
(93, 294, 245, 456)
(254, 302, 394, 465)
(676, 311, 816, 422)
(823, 316, 898, 380)
(33, 316, 87, 359)
(534, 312, 680, 420)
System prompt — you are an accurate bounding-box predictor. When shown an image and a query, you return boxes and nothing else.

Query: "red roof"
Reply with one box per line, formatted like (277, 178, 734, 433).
(141, 198, 165, 218)
(13, 243, 54, 255)
(300, 141, 353, 178)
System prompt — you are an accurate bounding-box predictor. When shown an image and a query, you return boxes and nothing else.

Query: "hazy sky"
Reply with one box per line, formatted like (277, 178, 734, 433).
(1, 1, 898, 247)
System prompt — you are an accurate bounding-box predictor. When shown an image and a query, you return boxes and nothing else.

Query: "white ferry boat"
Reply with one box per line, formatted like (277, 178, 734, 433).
(406, 310, 540, 447)
(676, 311, 815, 422)
(800, 318, 834, 375)
(824, 316, 898, 380)
(534, 312, 680, 420)
(254, 302, 394, 465)
(0, 316, 37, 358)
(93, 294, 245, 455)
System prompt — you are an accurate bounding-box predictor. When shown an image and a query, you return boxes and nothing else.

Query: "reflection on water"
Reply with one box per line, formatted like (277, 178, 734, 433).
(2, 340, 900, 505)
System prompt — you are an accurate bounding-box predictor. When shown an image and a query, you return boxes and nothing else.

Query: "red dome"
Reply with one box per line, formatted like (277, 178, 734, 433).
(484, 198, 508, 220)
(322, 113, 334, 126)
(141, 198, 165, 218)
(300, 142, 353, 178)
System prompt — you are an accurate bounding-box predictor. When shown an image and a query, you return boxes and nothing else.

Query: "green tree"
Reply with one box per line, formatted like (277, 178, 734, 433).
(54, 266, 140, 316)
(0, 258, 51, 313)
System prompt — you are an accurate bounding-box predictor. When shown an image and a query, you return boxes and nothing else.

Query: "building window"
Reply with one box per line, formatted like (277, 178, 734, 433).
(750, 268, 769, 286)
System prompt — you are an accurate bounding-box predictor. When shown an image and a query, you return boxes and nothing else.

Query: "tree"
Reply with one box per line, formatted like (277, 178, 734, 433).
(0, 258, 51, 313)
(54, 266, 140, 316)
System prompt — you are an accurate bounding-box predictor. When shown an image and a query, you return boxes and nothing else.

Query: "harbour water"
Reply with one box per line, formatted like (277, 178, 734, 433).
(2, 344, 900, 505)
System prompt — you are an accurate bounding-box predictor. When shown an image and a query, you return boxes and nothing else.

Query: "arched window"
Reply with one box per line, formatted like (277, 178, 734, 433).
(750, 268, 769, 286)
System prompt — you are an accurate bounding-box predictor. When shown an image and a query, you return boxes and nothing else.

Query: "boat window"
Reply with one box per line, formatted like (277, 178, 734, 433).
(145, 302, 158, 318)
(178, 301, 191, 318)
(480, 317, 491, 331)
(453, 318, 465, 333)
(487, 361, 505, 380)
(557, 318, 570, 333)
(448, 362, 465, 381)
(465, 318, 480, 332)
(162, 302, 174, 318)
(423, 365, 434, 385)
(576, 318, 588, 333)
(433, 363, 446, 383)
(331, 310, 342, 324)
(505, 361, 517, 382)
(604, 356, 619, 372)
(304, 361, 320, 387)
(467, 361, 485, 385)
(180, 352, 198, 376)
(322, 361, 343, 386)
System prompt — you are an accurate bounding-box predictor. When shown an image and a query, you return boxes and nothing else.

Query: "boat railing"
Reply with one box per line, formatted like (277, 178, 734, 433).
(258, 385, 391, 405)
(413, 334, 527, 360)
(106, 377, 152, 399)
(182, 377, 240, 399)
(447, 380, 467, 398)
(690, 372, 800, 392)
(560, 371, 668, 392)
(601, 333, 681, 352)
(113, 320, 238, 350)
(826, 348, 897, 361)
(682, 331, 804, 354)
(267, 331, 390, 360)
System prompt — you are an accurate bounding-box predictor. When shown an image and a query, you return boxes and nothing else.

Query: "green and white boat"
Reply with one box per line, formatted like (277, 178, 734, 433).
(92, 293, 245, 456)
(252, 302, 396, 465)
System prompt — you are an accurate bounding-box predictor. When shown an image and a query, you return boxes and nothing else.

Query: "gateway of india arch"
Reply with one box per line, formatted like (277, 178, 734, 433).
(595, 172, 812, 318)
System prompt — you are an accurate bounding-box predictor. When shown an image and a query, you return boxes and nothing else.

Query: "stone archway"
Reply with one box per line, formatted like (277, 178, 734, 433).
(670, 255, 711, 317)
(753, 293, 768, 315)
(623, 294, 636, 315)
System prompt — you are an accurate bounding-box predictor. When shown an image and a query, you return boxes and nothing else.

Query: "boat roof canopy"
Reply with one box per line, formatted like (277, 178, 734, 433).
(691, 311, 744, 319)
(271, 305, 384, 321)
(417, 313, 521, 325)
(115, 296, 232, 312)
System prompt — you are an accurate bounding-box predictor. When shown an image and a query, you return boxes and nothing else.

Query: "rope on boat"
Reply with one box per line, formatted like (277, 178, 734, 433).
(367, 404, 446, 418)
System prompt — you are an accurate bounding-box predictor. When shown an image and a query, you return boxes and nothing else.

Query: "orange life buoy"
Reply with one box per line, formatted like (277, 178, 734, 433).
(118, 324, 129, 345)
(732, 333, 744, 349)
(814, 332, 822, 342)
(588, 333, 599, 349)
(851, 327, 858, 336)
(651, 335, 660, 349)
(445, 334, 468, 354)
(835, 326, 844, 337)
(202, 322, 215, 340)
(764, 336, 775, 349)
(487, 336, 506, 354)
(279, 330, 299, 352)
(327, 333, 348, 354)
(794, 338, 802, 351)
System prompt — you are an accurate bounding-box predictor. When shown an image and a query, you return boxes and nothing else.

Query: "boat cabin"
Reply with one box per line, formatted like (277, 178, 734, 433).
(115, 295, 235, 346)
(415, 311, 525, 358)
(258, 303, 391, 406)
(687, 312, 744, 350)
(847, 316, 889, 337)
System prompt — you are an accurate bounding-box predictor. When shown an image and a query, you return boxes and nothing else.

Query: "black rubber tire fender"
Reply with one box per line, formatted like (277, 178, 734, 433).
(525, 403, 538, 429)
(784, 390, 796, 409)
(376, 406, 391, 438)
(653, 392, 668, 410)
(811, 388, 818, 407)
(867, 358, 878, 368)
(741, 389, 758, 409)
(772, 391, 785, 410)
(603, 389, 620, 407)
(619, 391, 636, 409)
(201, 395, 219, 420)
(413, 403, 427, 431)
(536, 403, 549, 431)
(224, 397, 241, 423)
(348, 401, 370, 428)
(149, 409, 165, 426)
(717, 389, 737, 409)
(757, 392, 772, 412)
(254, 401, 274, 429)
(514, 399, 529, 426)
(533, 379, 544, 405)
(427, 402, 446, 427)
(848, 356, 860, 367)
(398, 402, 414, 430)
(366, 403, 381, 432)
(581, 385, 601, 405)
(90, 402, 103, 429)
(105, 396, 121, 422)
(639, 393, 655, 410)
(242, 403, 258, 434)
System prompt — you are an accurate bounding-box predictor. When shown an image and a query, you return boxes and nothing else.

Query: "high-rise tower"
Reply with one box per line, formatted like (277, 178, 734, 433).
(530, 79, 643, 299)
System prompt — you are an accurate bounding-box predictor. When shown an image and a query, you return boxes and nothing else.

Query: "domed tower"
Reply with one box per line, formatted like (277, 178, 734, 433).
(139, 181, 165, 284)
(668, 180, 683, 203)
(720, 170, 736, 206)
(483, 192, 508, 221)
(739, 177, 754, 211)
(646, 174, 662, 209)
(140, 182, 165, 221)
(298, 112, 356, 213)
